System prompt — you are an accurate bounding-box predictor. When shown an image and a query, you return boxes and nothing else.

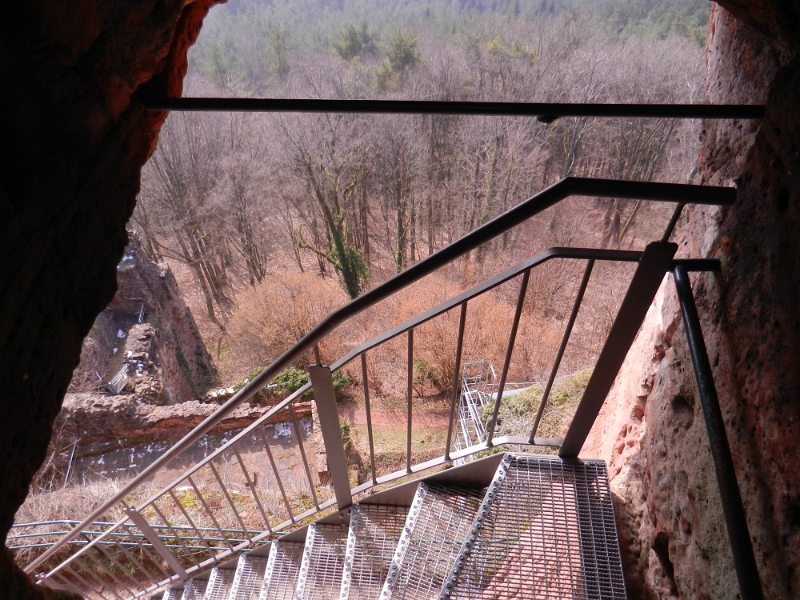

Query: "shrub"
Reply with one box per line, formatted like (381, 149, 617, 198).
(265, 367, 352, 403)
(222, 272, 348, 381)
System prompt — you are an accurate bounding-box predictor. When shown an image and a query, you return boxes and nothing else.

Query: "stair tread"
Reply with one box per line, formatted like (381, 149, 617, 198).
(162, 588, 183, 600)
(340, 504, 409, 600)
(230, 555, 268, 600)
(181, 579, 207, 600)
(296, 523, 348, 600)
(441, 454, 627, 600)
(204, 566, 236, 600)
(260, 540, 305, 600)
(381, 483, 485, 600)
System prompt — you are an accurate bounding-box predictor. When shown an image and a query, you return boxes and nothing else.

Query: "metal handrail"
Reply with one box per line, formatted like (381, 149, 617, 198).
(330, 246, 643, 371)
(23, 177, 735, 585)
(141, 97, 765, 122)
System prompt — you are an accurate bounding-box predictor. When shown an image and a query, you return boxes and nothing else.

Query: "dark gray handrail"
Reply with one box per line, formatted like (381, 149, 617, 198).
(141, 98, 765, 122)
(330, 247, 643, 371)
(673, 265, 763, 600)
(25, 176, 734, 574)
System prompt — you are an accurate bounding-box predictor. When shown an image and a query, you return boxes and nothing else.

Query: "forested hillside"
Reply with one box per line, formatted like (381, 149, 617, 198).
(130, 0, 708, 384)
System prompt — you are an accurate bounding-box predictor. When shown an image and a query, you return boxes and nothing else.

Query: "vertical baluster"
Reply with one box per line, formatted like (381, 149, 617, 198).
(530, 259, 594, 442)
(47, 572, 80, 597)
(233, 447, 274, 534)
(486, 270, 530, 446)
(64, 562, 110, 599)
(81, 550, 133, 599)
(406, 328, 414, 473)
(207, 461, 250, 540)
(256, 425, 295, 522)
(187, 475, 232, 550)
(167, 489, 213, 552)
(361, 353, 378, 484)
(445, 302, 468, 461)
(289, 402, 319, 510)
(115, 533, 160, 588)
(92, 537, 142, 593)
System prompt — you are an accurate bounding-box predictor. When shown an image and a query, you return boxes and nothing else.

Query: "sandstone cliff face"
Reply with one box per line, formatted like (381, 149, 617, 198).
(112, 232, 217, 398)
(585, 4, 800, 599)
(0, 1, 221, 597)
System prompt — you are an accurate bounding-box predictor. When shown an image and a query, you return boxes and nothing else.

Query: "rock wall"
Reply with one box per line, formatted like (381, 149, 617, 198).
(0, 1, 798, 598)
(112, 232, 217, 397)
(585, 4, 800, 598)
(0, 1, 221, 597)
(55, 393, 312, 458)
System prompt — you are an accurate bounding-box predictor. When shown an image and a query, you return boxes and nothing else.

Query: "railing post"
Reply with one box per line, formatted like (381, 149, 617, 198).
(123, 508, 188, 581)
(308, 365, 353, 509)
(672, 264, 763, 600)
(560, 241, 677, 457)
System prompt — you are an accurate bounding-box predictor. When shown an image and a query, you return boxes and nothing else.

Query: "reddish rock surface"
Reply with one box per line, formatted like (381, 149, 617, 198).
(111, 232, 217, 399)
(0, 1, 221, 597)
(586, 4, 800, 598)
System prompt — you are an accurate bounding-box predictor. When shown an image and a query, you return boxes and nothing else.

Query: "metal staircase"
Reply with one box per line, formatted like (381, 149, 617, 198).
(11, 101, 767, 600)
(157, 452, 624, 600)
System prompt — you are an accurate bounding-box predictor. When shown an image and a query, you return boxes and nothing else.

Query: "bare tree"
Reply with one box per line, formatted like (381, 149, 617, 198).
(137, 112, 232, 325)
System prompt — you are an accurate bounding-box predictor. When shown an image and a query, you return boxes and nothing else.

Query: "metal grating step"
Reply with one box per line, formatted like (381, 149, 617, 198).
(230, 555, 268, 600)
(162, 588, 183, 600)
(180, 579, 207, 600)
(204, 566, 236, 600)
(381, 482, 485, 600)
(440, 453, 627, 600)
(296, 523, 349, 600)
(340, 504, 410, 600)
(259, 540, 305, 600)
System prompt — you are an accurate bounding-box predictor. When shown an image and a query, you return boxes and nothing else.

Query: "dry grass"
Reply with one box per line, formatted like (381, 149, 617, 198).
(483, 368, 593, 443)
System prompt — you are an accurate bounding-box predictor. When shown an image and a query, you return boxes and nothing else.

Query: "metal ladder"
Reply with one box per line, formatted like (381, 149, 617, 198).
(160, 452, 625, 600)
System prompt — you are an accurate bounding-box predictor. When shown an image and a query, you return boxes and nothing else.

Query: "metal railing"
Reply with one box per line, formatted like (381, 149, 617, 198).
(9, 521, 259, 552)
(141, 98, 765, 122)
(20, 177, 737, 599)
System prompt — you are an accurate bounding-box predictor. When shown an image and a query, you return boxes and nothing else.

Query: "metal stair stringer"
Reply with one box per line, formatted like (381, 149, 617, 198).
(380, 482, 485, 600)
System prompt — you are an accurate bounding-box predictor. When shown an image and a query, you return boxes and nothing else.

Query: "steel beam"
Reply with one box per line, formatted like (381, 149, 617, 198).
(308, 365, 353, 510)
(560, 242, 677, 457)
(141, 97, 765, 121)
